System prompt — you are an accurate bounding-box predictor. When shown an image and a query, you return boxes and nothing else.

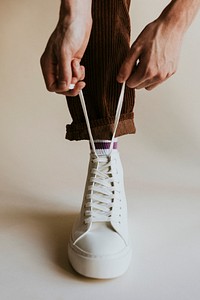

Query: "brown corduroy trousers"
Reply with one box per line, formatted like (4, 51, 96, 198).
(66, 0, 136, 141)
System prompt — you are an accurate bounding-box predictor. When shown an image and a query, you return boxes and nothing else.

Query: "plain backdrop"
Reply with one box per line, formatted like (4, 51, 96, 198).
(0, 1, 200, 300)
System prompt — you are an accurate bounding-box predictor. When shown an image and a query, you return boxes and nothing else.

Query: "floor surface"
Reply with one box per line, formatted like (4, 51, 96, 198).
(1, 138, 200, 300)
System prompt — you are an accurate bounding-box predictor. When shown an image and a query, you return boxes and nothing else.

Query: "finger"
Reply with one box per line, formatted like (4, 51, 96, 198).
(125, 59, 149, 88)
(117, 44, 141, 83)
(134, 77, 162, 89)
(40, 51, 58, 92)
(145, 76, 170, 91)
(72, 59, 85, 81)
(78, 65, 85, 81)
(57, 49, 72, 92)
(145, 83, 161, 91)
(56, 81, 86, 97)
(66, 81, 86, 96)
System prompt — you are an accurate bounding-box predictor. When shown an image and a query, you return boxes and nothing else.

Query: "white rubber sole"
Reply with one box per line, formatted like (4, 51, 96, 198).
(68, 240, 132, 279)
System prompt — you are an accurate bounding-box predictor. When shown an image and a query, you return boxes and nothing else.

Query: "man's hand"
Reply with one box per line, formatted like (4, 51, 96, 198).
(117, 19, 183, 91)
(40, 0, 92, 96)
(117, 0, 200, 91)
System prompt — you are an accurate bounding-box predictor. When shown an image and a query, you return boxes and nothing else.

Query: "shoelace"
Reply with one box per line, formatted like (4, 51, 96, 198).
(84, 155, 121, 223)
(79, 83, 125, 223)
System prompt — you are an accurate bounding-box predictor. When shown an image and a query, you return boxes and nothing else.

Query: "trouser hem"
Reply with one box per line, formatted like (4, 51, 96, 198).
(65, 112, 136, 141)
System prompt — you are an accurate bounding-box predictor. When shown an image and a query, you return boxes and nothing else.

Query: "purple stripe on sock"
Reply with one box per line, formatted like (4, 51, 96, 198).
(90, 142, 118, 150)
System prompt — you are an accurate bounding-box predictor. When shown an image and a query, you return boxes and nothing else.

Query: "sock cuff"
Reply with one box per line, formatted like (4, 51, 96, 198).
(89, 139, 118, 153)
(94, 141, 118, 150)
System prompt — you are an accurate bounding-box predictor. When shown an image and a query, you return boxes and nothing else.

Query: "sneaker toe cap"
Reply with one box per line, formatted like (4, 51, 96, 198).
(74, 223, 126, 256)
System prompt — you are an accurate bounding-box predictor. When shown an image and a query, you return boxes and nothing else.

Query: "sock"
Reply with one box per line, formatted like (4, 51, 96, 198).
(90, 139, 118, 155)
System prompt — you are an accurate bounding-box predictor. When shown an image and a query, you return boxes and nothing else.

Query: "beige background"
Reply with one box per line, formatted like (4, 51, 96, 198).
(0, 1, 200, 299)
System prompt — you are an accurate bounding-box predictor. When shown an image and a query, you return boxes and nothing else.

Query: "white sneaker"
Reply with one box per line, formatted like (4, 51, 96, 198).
(68, 149, 132, 279)
(68, 82, 131, 278)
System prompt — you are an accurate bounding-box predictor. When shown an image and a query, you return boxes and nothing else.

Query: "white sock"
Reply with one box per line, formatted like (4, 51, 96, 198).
(90, 138, 118, 155)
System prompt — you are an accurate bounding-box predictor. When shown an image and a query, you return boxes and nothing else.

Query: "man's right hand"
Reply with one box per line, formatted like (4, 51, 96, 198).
(40, 0, 92, 96)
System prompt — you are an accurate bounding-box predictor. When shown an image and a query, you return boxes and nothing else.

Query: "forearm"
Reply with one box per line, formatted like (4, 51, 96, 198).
(158, 0, 200, 34)
(41, 0, 93, 94)
(59, 0, 92, 23)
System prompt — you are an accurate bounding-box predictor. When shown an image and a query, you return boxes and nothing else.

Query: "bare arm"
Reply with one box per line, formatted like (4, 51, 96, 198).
(40, 0, 92, 96)
(117, 0, 200, 90)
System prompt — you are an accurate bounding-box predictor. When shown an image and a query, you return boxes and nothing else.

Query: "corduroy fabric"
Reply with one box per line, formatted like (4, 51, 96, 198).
(65, 0, 136, 141)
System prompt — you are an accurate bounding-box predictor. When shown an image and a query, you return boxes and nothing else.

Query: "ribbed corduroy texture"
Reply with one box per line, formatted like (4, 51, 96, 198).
(66, 0, 136, 141)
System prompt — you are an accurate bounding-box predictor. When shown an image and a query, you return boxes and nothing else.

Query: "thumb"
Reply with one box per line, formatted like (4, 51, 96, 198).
(117, 44, 141, 83)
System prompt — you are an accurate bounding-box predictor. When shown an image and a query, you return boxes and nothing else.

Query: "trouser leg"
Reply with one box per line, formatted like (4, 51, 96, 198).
(65, 0, 136, 141)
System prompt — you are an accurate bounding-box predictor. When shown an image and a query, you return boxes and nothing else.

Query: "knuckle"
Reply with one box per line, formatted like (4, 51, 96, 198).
(46, 87, 52, 92)
(40, 54, 45, 67)
(171, 69, 177, 76)
(144, 68, 154, 79)
(131, 42, 142, 54)
(46, 85, 54, 92)
(156, 72, 166, 81)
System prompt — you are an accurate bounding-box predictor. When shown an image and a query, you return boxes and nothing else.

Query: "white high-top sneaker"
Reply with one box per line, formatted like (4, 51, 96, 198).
(68, 149, 132, 279)
(67, 82, 132, 279)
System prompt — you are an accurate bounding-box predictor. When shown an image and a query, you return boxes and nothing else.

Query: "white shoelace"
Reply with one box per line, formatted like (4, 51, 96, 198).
(79, 83, 125, 223)
(84, 155, 121, 223)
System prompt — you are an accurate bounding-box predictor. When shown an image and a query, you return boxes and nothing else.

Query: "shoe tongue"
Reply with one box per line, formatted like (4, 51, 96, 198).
(96, 148, 110, 156)
(95, 148, 118, 156)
